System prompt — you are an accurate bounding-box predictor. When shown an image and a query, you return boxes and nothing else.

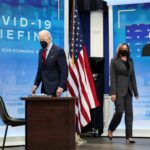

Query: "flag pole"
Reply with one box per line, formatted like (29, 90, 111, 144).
(71, 0, 75, 66)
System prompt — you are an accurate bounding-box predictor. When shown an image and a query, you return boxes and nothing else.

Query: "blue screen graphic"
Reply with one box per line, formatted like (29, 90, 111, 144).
(0, 0, 64, 125)
(113, 3, 150, 129)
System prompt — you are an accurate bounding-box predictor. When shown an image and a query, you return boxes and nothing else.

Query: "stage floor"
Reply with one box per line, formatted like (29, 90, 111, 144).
(1, 137, 150, 150)
(76, 137, 150, 150)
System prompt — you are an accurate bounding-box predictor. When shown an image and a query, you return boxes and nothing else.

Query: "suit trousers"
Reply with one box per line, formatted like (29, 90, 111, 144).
(108, 90, 133, 138)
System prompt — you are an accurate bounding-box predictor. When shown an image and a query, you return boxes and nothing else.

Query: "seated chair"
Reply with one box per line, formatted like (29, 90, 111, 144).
(0, 96, 26, 150)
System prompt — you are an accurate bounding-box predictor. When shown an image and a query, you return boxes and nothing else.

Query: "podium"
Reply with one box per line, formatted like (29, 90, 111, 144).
(21, 96, 76, 150)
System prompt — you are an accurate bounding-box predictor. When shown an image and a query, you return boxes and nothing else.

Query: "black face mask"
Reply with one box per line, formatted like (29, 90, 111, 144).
(40, 41, 47, 49)
(119, 50, 129, 58)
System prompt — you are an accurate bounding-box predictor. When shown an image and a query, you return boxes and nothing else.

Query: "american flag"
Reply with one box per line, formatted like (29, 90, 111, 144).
(67, 0, 100, 132)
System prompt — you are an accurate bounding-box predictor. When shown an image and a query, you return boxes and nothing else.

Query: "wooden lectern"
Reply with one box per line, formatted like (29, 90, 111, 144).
(21, 96, 76, 150)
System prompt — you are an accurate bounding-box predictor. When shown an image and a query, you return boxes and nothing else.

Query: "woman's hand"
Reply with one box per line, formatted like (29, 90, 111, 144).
(111, 95, 116, 102)
(135, 95, 139, 100)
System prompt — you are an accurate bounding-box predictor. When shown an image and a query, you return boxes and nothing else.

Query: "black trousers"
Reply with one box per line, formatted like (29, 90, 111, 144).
(108, 91, 133, 138)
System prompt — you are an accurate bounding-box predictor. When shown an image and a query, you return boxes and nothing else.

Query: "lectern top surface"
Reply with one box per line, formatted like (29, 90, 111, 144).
(20, 95, 77, 101)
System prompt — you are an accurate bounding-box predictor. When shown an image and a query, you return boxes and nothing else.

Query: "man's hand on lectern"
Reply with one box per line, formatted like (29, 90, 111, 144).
(32, 85, 37, 94)
(56, 87, 63, 97)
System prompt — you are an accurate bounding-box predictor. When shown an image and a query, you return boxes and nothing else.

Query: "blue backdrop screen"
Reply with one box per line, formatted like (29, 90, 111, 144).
(0, 0, 64, 125)
(113, 3, 150, 129)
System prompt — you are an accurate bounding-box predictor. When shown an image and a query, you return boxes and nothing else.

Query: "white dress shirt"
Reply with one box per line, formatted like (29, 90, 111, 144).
(46, 42, 53, 58)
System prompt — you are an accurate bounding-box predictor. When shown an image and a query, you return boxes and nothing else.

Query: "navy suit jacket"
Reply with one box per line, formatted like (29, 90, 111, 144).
(34, 44, 68, 95)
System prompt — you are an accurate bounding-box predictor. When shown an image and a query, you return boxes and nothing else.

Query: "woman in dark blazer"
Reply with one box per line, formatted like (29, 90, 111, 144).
(108, 43, 139, 143)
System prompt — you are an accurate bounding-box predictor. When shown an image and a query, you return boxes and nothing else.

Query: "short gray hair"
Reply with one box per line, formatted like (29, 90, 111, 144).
(38, 30, 52, 41)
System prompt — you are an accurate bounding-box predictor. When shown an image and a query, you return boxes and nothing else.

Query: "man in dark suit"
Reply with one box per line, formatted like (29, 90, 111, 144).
(32, 30, 68, 97)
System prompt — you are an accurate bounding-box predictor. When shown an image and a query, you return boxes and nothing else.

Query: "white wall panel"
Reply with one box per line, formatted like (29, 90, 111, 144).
(90, 11, 103, 57)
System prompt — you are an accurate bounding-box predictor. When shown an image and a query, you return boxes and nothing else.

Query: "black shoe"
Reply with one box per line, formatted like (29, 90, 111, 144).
(126, 138, 135, 144)
(107, 135, 112, 141)
(107, 130, 113, 141)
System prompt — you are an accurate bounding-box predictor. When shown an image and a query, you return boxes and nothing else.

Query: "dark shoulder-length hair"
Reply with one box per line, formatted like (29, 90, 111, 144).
(116, 43, 130, 58)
